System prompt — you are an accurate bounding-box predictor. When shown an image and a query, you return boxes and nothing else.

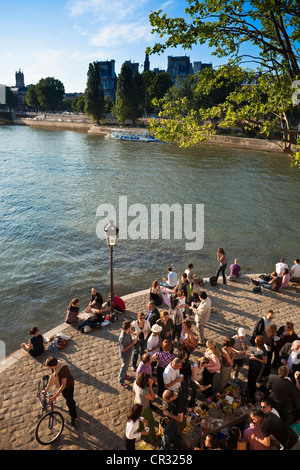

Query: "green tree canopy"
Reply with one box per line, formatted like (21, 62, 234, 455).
(147, 0, 300, 166)
(112, 63, 145, 125)
(85, 62, 105, 124)
(35, 77, 65, 112)
(25, 86, 40, 111)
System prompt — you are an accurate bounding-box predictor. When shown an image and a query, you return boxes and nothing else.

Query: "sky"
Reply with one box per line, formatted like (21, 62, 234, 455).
(0, 0, 226, 93)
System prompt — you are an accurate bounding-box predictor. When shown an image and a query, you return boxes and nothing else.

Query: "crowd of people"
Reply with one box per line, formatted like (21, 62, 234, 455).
(19, 252, 300, 450)
(122, 254, 300, 450)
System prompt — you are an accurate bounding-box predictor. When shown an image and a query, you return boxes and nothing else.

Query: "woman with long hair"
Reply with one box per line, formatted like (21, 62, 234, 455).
(125, 403, 149, 450)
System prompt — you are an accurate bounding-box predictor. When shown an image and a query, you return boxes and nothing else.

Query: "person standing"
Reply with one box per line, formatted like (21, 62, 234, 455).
(131, 313, 151, 371)
(250, 408, 300, 450)
(125, 403, 149, 450)
(44, 356, 77, 426)
(118, 320, 137, 389)
(215, 248, 228, 284)
(191, 291, 211, 345)
(250, 309, 275, 346)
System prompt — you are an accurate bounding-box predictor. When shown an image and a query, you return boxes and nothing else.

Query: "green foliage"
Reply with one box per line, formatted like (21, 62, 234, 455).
(147, 0, 300, 166)
(112, 63, 145, 125)
(25, 86, 39, 111)
(85, 62, 105, 124)
(72, 94, 86, 113)
(35, 77, 65, 112)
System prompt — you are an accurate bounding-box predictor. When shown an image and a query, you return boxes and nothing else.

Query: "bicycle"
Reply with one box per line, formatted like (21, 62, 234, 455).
(35, 374, 64, 445)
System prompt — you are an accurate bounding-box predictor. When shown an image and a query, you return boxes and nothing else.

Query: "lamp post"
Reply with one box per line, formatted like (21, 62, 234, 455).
(104, 221, 118, 315)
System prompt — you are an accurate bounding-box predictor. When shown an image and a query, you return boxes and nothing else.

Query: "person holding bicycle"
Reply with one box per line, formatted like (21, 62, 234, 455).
(44, 356, 77, 427)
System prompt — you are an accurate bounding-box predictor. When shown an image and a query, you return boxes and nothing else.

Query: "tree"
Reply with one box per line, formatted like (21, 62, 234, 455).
(72, 94, 86, 113)
(112, 63, 139, 125)
(85, 62, 105, 124)
(25, 85, 40, 111)
(35, 77, 65, 112)
(142, 70, 173, 115)
(147, 0, 300, 166)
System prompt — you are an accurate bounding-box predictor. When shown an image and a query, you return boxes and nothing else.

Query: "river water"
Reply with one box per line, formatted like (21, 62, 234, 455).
(1, 124, 299, 355)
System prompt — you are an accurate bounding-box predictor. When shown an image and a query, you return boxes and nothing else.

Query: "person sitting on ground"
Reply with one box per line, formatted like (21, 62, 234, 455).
(251, 272, 282, 291)
(184, 264, 195, 285)
(104, 292, 126, 312)
(275, 258, 289, 277)
(161, 266, 178, 289)
(21, 327, 46, 357)
(65, 298, 80, 324)
(290, 258, 300, 282)
(281, 268, 291, 288)
(149, 280, 163, 306)
(228, 259, 241, 280)
(84, 288, 103, 313)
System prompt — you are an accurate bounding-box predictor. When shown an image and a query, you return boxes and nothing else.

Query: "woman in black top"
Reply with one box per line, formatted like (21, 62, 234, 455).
(21, 326, 45, 357)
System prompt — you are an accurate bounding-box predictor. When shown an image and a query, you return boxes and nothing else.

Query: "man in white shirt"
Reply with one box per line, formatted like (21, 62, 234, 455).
(161, 267, 178, 289)
(275, 258, 288, 276)
(191, 291, 211, 345)
(290, 259, 300, 280)
(163, 358, 183, 392)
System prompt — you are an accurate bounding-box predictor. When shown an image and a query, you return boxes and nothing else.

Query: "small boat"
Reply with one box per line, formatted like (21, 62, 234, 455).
(105, 129, 160, 142)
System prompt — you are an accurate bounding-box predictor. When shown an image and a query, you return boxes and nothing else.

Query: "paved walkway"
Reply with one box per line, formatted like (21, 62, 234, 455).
(1, 275, 300, 450)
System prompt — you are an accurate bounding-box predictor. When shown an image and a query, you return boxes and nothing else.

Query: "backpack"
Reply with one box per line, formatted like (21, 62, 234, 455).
(210, 276, 217, 286)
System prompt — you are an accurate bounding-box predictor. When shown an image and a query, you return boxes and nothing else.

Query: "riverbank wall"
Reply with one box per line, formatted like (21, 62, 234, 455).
(11, 116, 294, 153)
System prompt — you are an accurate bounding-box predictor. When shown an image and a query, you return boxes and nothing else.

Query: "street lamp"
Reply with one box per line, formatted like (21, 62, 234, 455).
(104, 220, 119, 315)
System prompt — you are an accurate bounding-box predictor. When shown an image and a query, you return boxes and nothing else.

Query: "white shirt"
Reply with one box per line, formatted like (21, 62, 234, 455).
(147, 334, 160, 356)
(290, 264, 300, 278)
(195, 297, 212, 324)
(168, 271, 177, 287)
(125, 419, 143, 440)
(163, 362, 180, 391)
(275, 262, 288, 276)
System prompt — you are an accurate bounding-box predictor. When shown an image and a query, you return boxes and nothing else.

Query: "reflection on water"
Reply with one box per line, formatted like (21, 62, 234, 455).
(0, 125, 299, 354)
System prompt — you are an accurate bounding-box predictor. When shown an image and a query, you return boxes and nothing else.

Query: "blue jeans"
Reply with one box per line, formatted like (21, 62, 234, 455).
(132, 339, 147, 368)
(216, 263, 227, 284)
(118, 354, 131, 384)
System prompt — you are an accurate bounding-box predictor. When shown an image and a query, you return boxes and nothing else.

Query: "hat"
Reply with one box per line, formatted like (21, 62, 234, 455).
(238, 328, 245, 337)
(151, 324, 162, 333)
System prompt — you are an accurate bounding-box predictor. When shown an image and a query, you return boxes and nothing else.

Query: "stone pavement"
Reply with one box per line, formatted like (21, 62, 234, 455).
(0, 276, 300, 450)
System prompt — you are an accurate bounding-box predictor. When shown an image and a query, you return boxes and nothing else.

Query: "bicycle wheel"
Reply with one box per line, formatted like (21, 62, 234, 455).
(35, 410, 64, 445)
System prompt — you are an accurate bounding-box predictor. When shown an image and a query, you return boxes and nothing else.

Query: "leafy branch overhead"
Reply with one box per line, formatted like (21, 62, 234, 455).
(147, 0, 300, 166)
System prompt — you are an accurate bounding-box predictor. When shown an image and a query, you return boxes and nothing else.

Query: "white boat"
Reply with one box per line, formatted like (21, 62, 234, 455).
(105, 129, 160, 142)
